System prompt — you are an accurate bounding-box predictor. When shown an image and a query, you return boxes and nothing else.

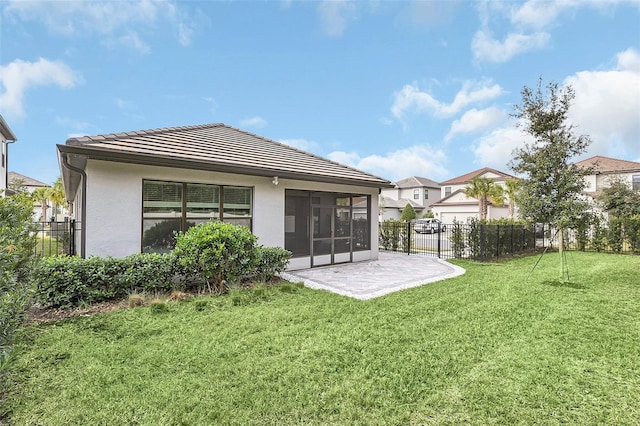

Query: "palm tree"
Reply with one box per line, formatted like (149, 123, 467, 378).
(49, 177, 66, 220)
(31, 187, 51, 223)
(465, 176, 504, 220)
(504, 178, 522, 220)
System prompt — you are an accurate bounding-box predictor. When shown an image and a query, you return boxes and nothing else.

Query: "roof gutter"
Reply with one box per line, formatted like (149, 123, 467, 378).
(4, 139, 17, 196)
(60, 153, 86, 258)
(1, 115, 17, 195)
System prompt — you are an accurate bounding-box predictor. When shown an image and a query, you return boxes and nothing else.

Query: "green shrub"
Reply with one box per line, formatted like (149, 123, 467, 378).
(32, 253, 178, 308)
(379, 219, 403, 251)
(251, 246, 292, 282)
(623, 215, 640, 254)
(450, 220, 465, 258)
(120, 252, 178, 293)
(607, 217, 623, 253)
(173, 222, 259, 294)
(0, 193, 37, 393)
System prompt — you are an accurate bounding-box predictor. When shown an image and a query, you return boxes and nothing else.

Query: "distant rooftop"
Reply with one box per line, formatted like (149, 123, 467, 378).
(8, 171, 48, 188)
(394, 176, 440, 189)
(575, 155, 640, 174)
(440, 167, 514, 185)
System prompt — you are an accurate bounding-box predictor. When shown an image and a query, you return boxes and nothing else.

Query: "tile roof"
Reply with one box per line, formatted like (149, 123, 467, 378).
(380, 196, 424, 209)
(8, 171, 48, 188)
(58, 123, 391, 188)
(394, 176, 441, 189)
(575, 155, 640, 174)
(439, 167, 515, 185)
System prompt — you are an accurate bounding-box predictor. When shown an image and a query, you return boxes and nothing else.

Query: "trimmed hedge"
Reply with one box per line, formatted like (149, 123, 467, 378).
(32, 222, 293, 308)
(32, 253, 178, 308)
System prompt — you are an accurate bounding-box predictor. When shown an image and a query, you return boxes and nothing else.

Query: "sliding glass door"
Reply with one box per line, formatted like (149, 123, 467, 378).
(285, 190, 370, 267)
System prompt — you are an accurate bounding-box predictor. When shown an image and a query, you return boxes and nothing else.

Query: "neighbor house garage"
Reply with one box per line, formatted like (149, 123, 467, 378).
(58, 123, 392, 270)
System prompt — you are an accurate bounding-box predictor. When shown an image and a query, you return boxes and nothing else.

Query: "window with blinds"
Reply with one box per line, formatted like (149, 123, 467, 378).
(142, 180, 252, 253)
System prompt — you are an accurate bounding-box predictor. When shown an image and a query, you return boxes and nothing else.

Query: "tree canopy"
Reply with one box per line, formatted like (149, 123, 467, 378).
(596, 176, 640, 217)
(400, 203, 417, 222)
(509, 78, 593, 281)
(509, 79, 593, 229)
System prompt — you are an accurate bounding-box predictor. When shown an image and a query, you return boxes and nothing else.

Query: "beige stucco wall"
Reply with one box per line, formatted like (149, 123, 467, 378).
(81, 160, 380, 268)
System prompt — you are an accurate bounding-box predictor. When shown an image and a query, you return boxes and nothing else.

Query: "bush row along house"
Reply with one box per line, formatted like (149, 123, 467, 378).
(57, 123, 393, 270)
(382, 157, 640, 224)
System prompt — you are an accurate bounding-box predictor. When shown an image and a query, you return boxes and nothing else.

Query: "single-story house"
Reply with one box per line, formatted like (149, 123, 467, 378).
(379, 176, 441, 220)
(58, 123, 392, 270)
(431, 167, 514, 223)
(7, 171, 52, 221)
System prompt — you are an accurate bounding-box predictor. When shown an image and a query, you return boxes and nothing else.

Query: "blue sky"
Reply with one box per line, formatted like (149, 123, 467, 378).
(2, 0, 639, 186)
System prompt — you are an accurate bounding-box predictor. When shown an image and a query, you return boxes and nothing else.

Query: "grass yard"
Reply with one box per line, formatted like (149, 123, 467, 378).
(4, 252, 640, 425)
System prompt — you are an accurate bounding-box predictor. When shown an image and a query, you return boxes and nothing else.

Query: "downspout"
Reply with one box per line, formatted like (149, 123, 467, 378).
(5, 138, 17, 193)
(61, 153, 87, 258)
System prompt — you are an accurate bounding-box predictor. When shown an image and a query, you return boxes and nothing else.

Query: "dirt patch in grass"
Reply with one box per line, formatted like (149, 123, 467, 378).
(26, 300, 127, 323)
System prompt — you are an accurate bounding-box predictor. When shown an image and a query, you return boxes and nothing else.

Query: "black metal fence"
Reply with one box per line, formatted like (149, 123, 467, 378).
(379, 221, 538, 261)
(33, 220, 79, 257)
(535, 222, 640, 255)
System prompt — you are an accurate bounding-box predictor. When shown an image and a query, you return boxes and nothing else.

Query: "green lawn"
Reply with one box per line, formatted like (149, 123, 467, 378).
(5, 252, 640, 425)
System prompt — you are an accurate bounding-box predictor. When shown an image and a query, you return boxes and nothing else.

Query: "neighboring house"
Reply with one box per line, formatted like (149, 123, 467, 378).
(432, 167, 515, 223)
(1, 115, 18, 196)
(8, 171, 51, 221)
(380, 176, 441, 220)
(57, 123, 392, 270)
(576, 155, 640, 196)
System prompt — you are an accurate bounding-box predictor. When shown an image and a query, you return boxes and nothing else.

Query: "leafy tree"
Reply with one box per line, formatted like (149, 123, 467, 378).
(400, 203, 417, 222)
(596, 175, 640, 217)
(7, 177, 27, 194)
(464, 176, 504, 220)
(422, 211, 435, 218)
(509, 78, 593, 280)
(504, 178, 522, 220)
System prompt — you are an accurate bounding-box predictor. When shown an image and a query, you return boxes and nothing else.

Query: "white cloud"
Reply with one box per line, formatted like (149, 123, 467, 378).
(616, 47, 640, 72)
(0, 58, 81, 119)
(471, 29, 550, 63)
(391, 80, 503, 124)
(472, 48, 640, 169)
(239, 116, 268, 128)
(3, 0, 196, 50)
(279, 138, 320, 153)
(317, 0, 355, 37)
(328, 145, 450, 182)
(118, 32, 151, 54)
(509, 0, 578, 30)
(472, 127, 533, 172)
(445, 106, 506, 142)
(565, 48, 640, 161)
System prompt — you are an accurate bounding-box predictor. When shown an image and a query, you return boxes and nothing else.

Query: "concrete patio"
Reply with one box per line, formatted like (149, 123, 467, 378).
(281, 252, 466, 300)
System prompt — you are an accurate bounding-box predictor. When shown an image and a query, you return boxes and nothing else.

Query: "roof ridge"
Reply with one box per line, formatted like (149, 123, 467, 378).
(66, 123, 224, 144)
(220, 124, 392, 183)
(440, 167, 514, 185)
